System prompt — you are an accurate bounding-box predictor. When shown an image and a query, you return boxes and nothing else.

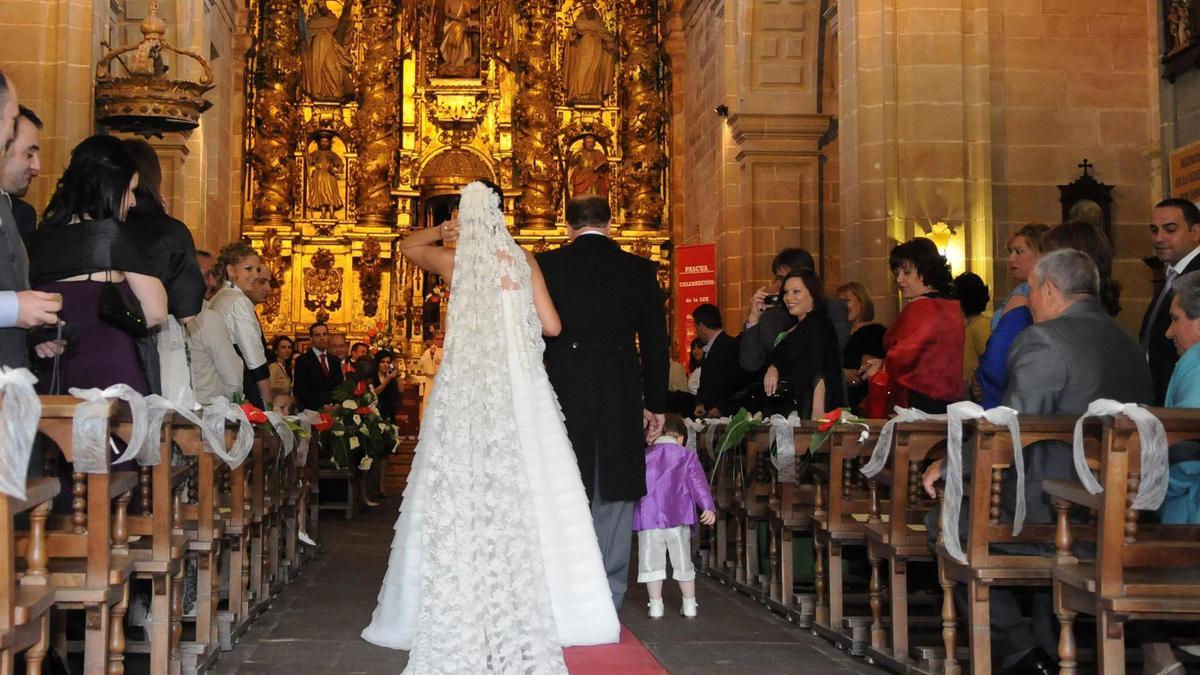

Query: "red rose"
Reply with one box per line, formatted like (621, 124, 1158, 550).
(240, 402, 268, 425)
(354, 381, 368, 397)
(314, 413, 335, 432)
(816, 408, 844, 432)
(356, 406, 372, 415)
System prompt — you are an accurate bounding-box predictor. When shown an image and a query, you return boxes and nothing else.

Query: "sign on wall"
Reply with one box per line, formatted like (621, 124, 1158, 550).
(1170, 139, 1200, 203)
(675, 244, 718, 368)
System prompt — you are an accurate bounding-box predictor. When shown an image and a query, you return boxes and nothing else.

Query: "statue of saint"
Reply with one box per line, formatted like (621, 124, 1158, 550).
(563, 5, 616, 104)
(301, 1, 355, 100)
(439, 0, 480, 77)
(308, 135, 344, 218)
(1168, 0, 1194, 54)
(568, 135, 610, 199)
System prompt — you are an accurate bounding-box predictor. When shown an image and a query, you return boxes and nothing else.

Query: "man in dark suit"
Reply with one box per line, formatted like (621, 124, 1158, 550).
(0, 71, 60, 370)
(925, 249, 1153, 674)
(691, 303, 742, 417)
(537, 195, 669, 610)
(292, 321, 343, 411)
(1140, 197, 1200, 405)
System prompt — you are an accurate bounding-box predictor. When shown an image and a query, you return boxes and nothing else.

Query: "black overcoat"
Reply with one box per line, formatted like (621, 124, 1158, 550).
(536, 234, 669, 502)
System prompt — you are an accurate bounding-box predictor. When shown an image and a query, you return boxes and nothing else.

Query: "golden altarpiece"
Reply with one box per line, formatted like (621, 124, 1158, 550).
(242, 0, 671, 357)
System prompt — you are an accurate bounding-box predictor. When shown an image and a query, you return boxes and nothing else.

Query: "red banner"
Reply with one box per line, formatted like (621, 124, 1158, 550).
(675, 243, 718, 367)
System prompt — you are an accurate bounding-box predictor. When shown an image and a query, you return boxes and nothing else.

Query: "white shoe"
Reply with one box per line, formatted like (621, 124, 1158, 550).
(680, 597, 698, 618)
(298, 531, 316, 547)
(647, 598, 664, 619)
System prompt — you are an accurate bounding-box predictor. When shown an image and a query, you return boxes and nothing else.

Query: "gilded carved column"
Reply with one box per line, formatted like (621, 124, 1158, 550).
(513, 0, 561, 230)
(620, 2, 666, 230)
(355, 0, 400, 227)
(250, 0, 301, 227)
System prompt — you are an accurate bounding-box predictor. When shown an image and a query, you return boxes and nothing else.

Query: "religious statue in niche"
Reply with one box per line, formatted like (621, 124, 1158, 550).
(1168, 0, 1195, 54)
(301, 0, 355, 101)
(307, 133, 344, 218)
(568, 134, 610, 198)
(437, 0, 481, 78)
(563, 4, 616, 104)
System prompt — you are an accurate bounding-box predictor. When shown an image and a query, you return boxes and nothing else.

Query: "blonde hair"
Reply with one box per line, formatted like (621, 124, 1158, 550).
(835, 281, 875, 322)
(215, 241, 260, 286)
(1006, 223, 1050, 254)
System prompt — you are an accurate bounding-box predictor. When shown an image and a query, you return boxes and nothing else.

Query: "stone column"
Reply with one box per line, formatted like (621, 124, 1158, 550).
(620, 2, 667, 231)
(355, 0, 401, 228)
(249, 0, 301, 229)
(513, 0, 560, 230)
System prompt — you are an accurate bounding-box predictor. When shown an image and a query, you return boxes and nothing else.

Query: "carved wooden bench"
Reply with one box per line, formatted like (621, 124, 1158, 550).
(861, 419, 946, 672)
(760, 423, 822, 626)
(810, 422, 883, 654)
(33, 395, 140, 674)
(935, 416, 1099, 674)
(1048, 408, 1200, 675)
(1, 477, 60, 673)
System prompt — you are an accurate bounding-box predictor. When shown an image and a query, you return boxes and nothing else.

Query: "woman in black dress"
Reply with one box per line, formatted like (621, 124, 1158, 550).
(762, 269, 846, 418)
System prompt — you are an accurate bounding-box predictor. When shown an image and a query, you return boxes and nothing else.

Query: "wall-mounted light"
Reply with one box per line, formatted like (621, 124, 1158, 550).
(713, 104, 729, 118)
(926, 221, 965, 274)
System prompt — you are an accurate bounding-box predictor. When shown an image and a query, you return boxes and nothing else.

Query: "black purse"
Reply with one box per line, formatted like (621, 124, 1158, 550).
(98, 270, 150, 337)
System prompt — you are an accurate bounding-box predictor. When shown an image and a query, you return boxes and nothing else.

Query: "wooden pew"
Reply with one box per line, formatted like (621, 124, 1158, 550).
(172, 418, 225, 675)
(861, 419, 946, 672)
(219, 430, 256, 643)
(732, 429, 772, 597)
(2, 478, 60, 674)
(810, 422, 883, 654)
(935, 416, 1097, 674)
(33, 395, 139, 674)
(699, 426, 737, 584)
(760, 423, 822, 626)
(1048, 408, 1200, 675)
(114, 410, 193, 675)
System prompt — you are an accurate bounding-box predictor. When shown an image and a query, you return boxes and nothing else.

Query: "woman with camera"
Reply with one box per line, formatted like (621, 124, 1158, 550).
(373, 349, 403, 423)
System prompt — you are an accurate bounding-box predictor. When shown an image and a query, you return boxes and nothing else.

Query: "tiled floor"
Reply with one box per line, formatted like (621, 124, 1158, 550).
(211, 495, 875, 674)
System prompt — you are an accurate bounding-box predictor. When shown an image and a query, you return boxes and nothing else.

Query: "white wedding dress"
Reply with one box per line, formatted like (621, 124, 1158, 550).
(362, 183, 619, 673)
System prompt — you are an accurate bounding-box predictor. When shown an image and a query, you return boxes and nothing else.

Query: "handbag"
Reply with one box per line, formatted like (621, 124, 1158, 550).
(99, 270, 151, 337)
(862, 367, 891, 419)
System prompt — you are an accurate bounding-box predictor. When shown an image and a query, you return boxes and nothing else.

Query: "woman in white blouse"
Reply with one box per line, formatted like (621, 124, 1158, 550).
(209, 241, 272, 407)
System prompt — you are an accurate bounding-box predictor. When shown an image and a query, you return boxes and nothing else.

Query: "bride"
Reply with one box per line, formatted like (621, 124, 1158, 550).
(361, 181, 620, 672)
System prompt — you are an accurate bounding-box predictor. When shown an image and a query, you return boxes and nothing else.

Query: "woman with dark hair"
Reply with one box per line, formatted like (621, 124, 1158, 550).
(836, 281, 886, 412)
(1042, 220, 1121, 316)
(860, 237, 964, 414)
(686, 336, 704, 396)
(208, 241, 272, 407)
(762, 269, 846, 418)
(373, 349, 403, 422)
(27, 134, 168, 394)
(953, 271, 991, 388)
(268, 335, 295, 398)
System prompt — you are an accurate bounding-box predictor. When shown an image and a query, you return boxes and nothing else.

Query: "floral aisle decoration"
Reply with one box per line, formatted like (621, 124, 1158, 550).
(808, 407, 871, 455)
(318, 378, 400, 471)
(706, 408, 764, 487)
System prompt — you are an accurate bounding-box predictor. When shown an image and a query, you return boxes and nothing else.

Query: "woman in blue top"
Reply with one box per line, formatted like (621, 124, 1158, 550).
(1159, 271, 1200, 524)
(973, 223, 1048, 406)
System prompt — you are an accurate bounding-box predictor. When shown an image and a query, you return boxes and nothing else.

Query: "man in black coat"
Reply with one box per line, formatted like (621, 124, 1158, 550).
(293, 321, 344, 412)
(536, 195, 669, 610)
(691, 303, 743, 417)
(1140, 197, 1200, 405)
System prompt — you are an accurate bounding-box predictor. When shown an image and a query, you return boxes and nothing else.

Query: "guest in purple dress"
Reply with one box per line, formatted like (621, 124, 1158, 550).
(632, 414, 716, 620)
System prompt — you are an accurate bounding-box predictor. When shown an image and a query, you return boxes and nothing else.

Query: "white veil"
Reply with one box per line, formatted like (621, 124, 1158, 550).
(407, 182, 565, 673)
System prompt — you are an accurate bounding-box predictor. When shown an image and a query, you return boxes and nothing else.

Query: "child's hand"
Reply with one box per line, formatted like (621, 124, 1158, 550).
(699, 510, 716, 526)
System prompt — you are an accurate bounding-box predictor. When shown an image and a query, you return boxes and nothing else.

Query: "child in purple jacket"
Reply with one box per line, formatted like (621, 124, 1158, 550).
(633, 414, 716, 619)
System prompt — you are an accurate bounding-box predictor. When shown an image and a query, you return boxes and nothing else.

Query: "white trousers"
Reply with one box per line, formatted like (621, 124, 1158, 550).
(636, 526, 694, 583)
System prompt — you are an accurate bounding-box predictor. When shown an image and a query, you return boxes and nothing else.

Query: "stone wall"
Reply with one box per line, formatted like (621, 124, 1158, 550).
(0, 0, 246, 254)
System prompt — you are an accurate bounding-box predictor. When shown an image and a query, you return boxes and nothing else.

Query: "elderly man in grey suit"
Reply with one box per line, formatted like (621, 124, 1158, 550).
(924, 249, 1153, 674)
(0, 68, 61, 370)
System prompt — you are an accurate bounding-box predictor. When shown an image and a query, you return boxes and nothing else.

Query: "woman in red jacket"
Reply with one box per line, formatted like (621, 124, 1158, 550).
(861, 237, 964, 414)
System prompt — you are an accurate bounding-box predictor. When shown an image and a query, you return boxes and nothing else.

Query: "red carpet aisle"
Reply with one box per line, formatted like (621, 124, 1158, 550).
(564, 626, 667, 674)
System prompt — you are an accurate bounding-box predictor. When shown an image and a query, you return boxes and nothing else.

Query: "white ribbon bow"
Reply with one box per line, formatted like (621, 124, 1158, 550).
(200, 397, 255, 469)
(136, 395, 176, 467)
(684, 417, 707, 452)
(768, 412, 802, 483)
(69, 384, 150, 473)
(703, 417, 731, 460)
(292, 410, 322, 468)
(0, 368, 41, 500)
(941, 402, 1024, 564)
(266, 411, 295, 458)
(1072, 399, 1169, 511)
(860, 407, 948, 478)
